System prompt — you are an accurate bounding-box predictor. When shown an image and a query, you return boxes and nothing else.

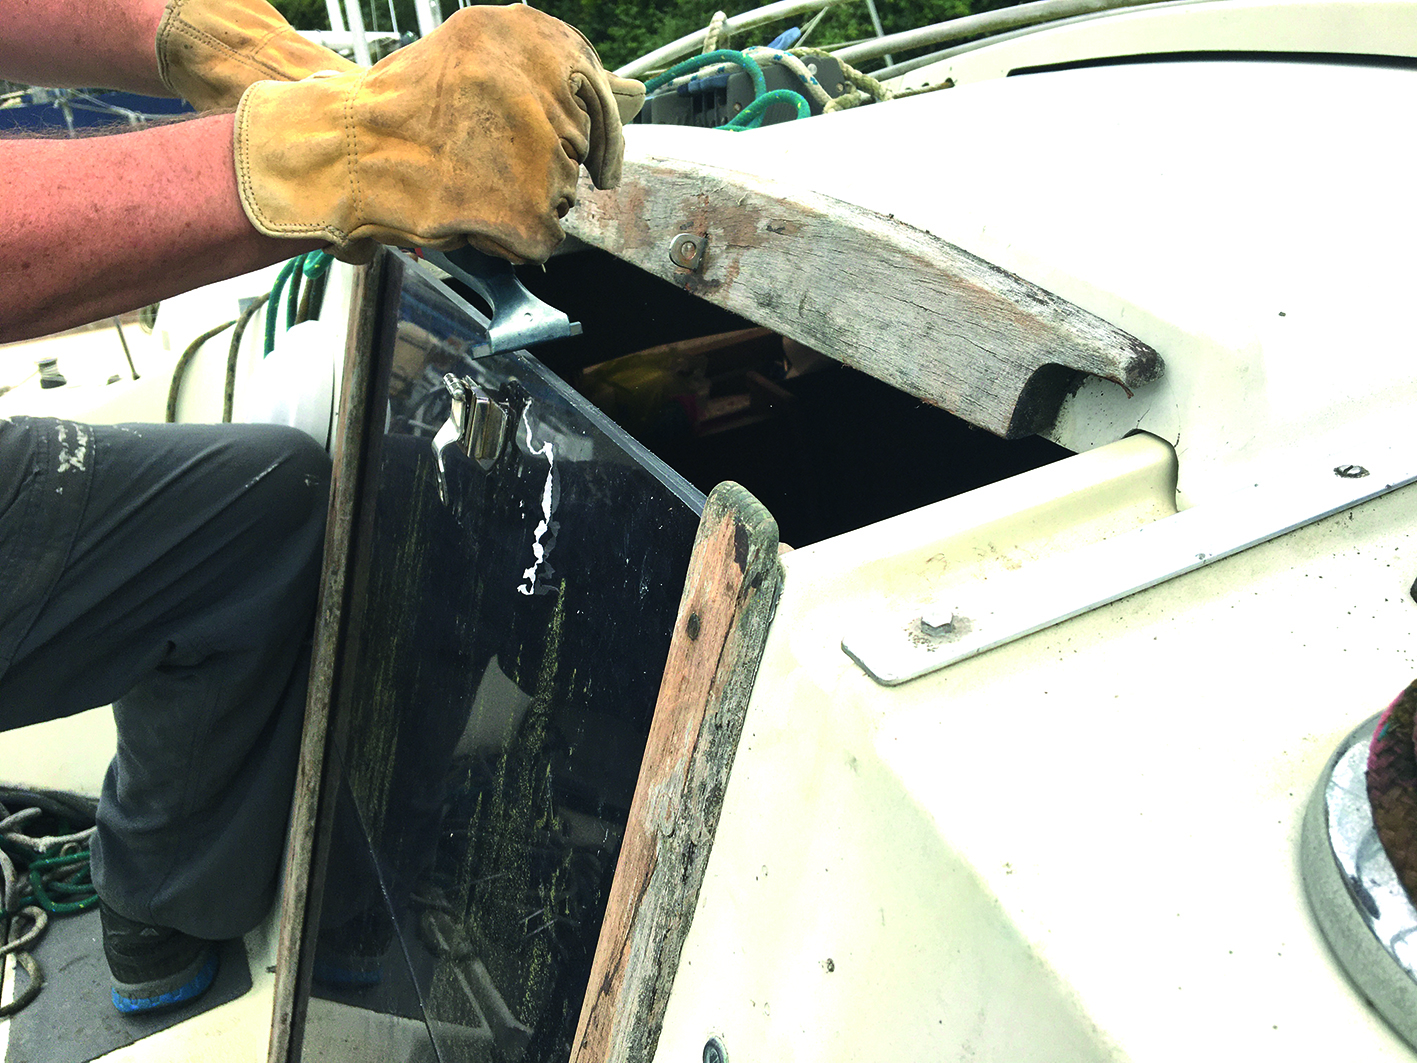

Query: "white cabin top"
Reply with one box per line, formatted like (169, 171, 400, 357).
(590, 0, 1417, 508)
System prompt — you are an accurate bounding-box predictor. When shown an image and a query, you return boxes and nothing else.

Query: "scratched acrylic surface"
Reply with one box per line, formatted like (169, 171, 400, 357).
(304, 260, 705, 1062)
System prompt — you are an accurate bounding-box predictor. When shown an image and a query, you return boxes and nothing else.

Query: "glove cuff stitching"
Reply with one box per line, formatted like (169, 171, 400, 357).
(234, 84, 351, 243)
(345, 74, 365, 238)
(154, 0, 184, 96)
(169, 20, 293, 83)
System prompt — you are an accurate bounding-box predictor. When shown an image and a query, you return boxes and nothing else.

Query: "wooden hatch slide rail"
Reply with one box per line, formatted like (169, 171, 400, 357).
(268, 252, 392, 1063)
(566, 156, 1162, 439)
(570, 482, 784, 1063)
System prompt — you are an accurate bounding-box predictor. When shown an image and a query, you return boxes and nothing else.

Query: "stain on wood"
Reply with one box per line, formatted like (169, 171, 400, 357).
(566, 157, 1162, 439)
(569, 481, 783, 1063)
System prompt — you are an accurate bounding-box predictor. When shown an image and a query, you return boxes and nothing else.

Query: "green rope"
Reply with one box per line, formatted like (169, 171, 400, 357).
(5, 850, 98, 916)
(301, 251, 334, 323)
(28, 851, 97, 914)
(266, 251, 335, 356)
(645, 48, 812, 131)
(645, 48, 766, 96)
(285, 252, 308, 331)
(265, 255, 301, 356)
(303, 249, 334, 280)
(720, 88, 812, 130)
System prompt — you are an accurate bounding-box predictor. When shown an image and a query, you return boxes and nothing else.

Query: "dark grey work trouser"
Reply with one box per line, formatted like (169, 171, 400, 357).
(0, 416, 329, 940)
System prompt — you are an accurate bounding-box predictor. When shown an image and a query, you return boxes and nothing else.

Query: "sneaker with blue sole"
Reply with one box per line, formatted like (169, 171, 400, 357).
(311, 905, 393, 990)
(100, 901, 220, 1014)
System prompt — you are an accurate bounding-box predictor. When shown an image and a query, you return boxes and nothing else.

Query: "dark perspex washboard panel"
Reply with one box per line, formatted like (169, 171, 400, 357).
(298, 257, 705, 1063)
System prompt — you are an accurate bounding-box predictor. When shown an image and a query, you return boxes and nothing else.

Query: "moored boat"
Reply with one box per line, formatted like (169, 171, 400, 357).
(4, 1, 1417, 1059)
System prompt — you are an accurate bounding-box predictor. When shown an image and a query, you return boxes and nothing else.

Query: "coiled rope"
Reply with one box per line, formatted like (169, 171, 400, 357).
(0, 790, 98, 1016)
(166, 249, 333, 423)
(791, 45, 894, 109)
(647, 44, 892, 130)
(649, 5, 953, 128)
(645, 49, 811, 131)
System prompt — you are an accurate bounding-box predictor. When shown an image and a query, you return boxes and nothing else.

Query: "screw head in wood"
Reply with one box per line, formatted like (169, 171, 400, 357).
(669, 232, 707, 270)
(704, 1038, 728, 1063)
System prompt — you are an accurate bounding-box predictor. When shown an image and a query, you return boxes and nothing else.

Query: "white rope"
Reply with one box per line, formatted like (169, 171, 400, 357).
(792, 46, 894, 111)
(1, 810, 96, 858)
(0, 908, 47, 957)
(0, 910, 46, 1017)
(0, 849, 22, 915)
(702, 10, 729, 53)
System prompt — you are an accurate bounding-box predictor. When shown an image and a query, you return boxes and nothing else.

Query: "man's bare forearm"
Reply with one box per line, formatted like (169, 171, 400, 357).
(0, 0, 170, 93)
(0, 114, 320, 341)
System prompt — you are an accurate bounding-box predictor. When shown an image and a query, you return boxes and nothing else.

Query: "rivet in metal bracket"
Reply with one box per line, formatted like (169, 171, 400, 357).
(669, 232, 707, 271)
(703, 1038, 728, 1063)
(1335, 464, 1370, 479)
(920, 610, 956, 636)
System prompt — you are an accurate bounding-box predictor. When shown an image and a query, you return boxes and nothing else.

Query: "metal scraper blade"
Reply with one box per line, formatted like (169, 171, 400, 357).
(422, 247, 583, 358)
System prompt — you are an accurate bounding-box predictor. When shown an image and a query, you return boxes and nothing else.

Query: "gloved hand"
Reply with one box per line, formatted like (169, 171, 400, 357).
(234, 4, 646, 265)
(157, 0, 359, 111)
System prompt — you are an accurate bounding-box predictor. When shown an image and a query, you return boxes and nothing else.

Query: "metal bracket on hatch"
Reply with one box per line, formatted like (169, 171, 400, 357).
(432, 373, 508, 505)
(423, 247, 583, 359)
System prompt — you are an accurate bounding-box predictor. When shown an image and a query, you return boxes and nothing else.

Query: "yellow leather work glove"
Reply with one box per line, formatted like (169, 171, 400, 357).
(157, 0, 358, 111)
(233, 4, 646, 265)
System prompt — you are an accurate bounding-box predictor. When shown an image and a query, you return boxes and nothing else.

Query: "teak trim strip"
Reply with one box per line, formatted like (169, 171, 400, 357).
(566, 155, 1162, 439)
(267, 251, 390, 1063)
(571, 481, 784, 1063)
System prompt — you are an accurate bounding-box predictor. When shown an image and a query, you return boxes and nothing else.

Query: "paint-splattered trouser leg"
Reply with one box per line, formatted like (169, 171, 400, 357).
(0, 419, 329, 940)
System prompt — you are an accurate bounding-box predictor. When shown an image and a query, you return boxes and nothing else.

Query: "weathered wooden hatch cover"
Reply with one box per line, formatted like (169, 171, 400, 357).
(567, 155, 1162, 439)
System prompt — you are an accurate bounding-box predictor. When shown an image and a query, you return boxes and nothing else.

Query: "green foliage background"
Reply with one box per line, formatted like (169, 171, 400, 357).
(271, 0, 1021, 71)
